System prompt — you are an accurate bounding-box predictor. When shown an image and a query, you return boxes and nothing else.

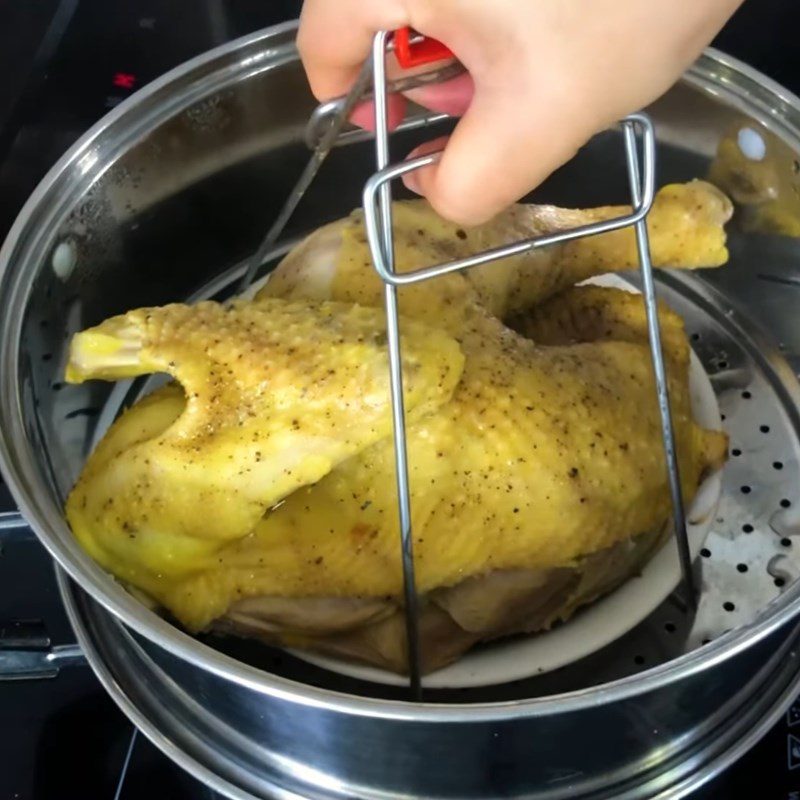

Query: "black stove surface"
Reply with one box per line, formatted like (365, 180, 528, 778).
(1, 1, 800, 797)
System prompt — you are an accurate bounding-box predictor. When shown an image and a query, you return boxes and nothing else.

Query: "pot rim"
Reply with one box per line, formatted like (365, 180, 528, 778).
(58, 564, 800, 800)
(2, 21, 800, 722)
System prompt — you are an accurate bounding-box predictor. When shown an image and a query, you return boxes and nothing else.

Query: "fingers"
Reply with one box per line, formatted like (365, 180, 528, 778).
(405, 76, 598, 225)
(344, 67, 485, 195)
(401, 136, 450, 196)
(297, 0, 409, 100)
(298, 0, 744, 227)
(352, 58, 473, 133)
(404, 71, 475, 118)
(350, 96, 408, 133)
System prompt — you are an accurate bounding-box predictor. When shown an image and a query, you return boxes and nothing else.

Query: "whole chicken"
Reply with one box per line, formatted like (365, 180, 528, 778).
(66, 181, 732, 674)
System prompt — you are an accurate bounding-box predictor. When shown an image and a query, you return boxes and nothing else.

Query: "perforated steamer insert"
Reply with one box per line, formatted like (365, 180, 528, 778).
(2, 21, 800, 800)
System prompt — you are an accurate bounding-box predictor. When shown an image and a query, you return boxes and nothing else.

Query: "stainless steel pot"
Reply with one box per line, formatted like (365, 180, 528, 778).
(3, 20, 800, 799)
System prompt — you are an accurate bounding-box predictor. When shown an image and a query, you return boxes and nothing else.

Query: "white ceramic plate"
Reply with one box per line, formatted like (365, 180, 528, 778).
(290, 274, 724, 688)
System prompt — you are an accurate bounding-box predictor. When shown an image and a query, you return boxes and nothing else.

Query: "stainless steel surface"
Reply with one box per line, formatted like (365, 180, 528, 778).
(0, 511, 28, 534)
(0, 18, 800, 798)
(237, 57, 373, 293)
(0, 617, 85, 680)
(60, 570, 800, 799)
(0, 641, 84, 681)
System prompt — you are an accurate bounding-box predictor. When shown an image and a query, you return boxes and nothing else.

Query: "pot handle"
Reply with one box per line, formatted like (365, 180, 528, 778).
(0, 620, 85, 680)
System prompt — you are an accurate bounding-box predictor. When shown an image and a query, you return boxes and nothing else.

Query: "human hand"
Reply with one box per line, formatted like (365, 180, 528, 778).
(298, 0, 742, 226)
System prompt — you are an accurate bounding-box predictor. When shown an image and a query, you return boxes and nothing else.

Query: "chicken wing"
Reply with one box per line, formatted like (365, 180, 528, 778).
(66, 299, 463, 578)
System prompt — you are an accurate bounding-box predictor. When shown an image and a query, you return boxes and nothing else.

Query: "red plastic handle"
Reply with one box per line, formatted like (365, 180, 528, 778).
(393, 27, 453, 68)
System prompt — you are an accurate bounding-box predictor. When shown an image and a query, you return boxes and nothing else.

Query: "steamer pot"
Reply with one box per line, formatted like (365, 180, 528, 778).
(3, 20, 800, 799)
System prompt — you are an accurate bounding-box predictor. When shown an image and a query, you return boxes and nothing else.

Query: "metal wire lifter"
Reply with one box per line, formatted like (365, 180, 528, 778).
(241, 27, 696, 698)
(360, 29, 695, 697)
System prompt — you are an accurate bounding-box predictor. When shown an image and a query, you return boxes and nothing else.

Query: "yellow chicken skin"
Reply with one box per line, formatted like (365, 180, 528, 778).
(65, 181, 731, 672)
(261, 180, 732, 324)
(66, 299, 464, 576)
